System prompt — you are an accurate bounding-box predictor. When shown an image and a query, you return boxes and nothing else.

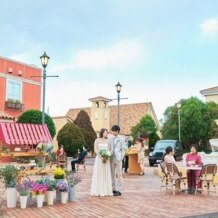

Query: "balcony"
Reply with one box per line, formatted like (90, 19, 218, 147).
(5, 100, 23, 111)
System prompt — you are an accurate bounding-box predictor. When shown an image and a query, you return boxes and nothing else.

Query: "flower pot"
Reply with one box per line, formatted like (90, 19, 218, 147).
(6, 187, 17, 208)
(60, 192, 68, 204)
(43, 193, 47, 202)
(68, 186, 76, 202)
(27, 194, 32, 207)
(36, 195, 44, 208)
(20, 195, 28, 209)
(47, 191, 54, 206)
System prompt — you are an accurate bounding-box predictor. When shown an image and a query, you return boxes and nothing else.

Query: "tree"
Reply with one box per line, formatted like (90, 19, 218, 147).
(17, 109, 56, 138)
(57, 123, 86, 157)
(161, 97, 218, 150)
(131, 115, 160, 148)
(74, 110, 97, 152)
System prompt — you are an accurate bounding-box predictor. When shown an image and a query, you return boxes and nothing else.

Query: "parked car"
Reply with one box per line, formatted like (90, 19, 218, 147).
(148, 140, 183, 166)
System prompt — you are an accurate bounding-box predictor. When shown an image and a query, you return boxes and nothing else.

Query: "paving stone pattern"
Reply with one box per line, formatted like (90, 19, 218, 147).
(0, 158, 218, 218)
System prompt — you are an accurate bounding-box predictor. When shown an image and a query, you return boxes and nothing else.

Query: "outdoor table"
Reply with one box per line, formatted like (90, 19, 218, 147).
(178, 165, 202, 190)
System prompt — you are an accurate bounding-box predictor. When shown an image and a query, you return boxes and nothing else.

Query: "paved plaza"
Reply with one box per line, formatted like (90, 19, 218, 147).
(0, 158, 218, 218)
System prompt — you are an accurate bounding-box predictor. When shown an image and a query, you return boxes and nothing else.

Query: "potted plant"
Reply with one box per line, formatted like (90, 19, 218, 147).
(16, 180, 31, 209)
(31, 182, 47, 208)
(0, 165, 19, 208)
(45, 178, 56, 205)
(66, 172, 82, 201)
(56, 181, 69, 204)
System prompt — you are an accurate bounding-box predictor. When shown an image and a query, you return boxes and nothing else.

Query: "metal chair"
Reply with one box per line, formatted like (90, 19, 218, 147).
(195, 164, 217, 195)
(76, 157, 86, 172)
(166, 163, 187, 195)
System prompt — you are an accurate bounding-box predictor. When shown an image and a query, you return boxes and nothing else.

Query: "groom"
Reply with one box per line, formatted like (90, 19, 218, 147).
(110, 125, 125, 196)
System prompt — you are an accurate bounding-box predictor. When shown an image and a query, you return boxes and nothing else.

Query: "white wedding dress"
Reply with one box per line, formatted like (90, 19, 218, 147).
(90, 138, 113, 196)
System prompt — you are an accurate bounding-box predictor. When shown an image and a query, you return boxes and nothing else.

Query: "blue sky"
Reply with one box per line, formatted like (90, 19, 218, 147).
(1, 0, 218, 120)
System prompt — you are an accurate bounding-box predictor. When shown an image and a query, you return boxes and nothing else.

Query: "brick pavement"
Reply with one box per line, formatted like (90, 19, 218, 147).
(0, 158, 218, 218)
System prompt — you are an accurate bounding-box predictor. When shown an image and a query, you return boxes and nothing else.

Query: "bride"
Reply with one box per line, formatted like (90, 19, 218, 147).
(90, 128, 113, 196)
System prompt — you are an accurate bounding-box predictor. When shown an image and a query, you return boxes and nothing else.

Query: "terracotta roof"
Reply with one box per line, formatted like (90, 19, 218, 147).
(0, 123, 52, 145)
(66, 107, 91, 121)
(88, 96, 112, 102)
(200, 86, 218, 96)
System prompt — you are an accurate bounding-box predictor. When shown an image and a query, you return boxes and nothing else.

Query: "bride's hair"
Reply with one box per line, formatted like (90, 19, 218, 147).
(99, 128, 108, 138)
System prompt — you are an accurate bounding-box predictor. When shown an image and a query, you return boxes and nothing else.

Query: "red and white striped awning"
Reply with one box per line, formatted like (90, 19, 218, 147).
(0, 122, 52, 145)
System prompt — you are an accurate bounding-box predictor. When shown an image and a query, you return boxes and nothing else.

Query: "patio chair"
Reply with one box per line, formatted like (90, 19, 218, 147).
(76, 157, 86, 172)
(158, 161, 169, 191)
(195, 164, 217, 196)
(166, 163, 187, 195)
(57, 153, 67, 169)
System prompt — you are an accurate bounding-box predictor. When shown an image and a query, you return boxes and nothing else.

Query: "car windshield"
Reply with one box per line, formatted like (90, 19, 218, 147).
(155, 141, 175, 150)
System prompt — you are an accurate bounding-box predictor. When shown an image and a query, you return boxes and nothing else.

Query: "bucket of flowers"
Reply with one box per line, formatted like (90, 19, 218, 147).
(31, 182, 48, 208)
(99, 149, 112, 163)
(56, 181, 69, 204)
(16, 179, 31, 209)
(53, 167, 65, 180)
(66, 172, 82, 201)
(45, 177, 57, 205)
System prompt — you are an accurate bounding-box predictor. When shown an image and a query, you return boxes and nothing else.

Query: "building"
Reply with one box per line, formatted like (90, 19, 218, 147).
(200, 86, 218, 103)
(0, 56, 42, 119)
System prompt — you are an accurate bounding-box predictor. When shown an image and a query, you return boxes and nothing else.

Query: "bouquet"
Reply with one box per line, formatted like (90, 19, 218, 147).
(56, 181, 69, 192)
(31, 182, 48, 195)
(16, 179, 32, 196)
(67, 173, 82, 187)
(99, 149, 112, 163)
(53, 167, 65, 179)
(44, 177, 57, 191)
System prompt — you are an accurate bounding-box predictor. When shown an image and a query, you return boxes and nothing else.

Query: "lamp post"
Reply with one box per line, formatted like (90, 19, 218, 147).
(40, 52, 50, 125)
(115, 82, 122, 126)
(177, 103, 181, 142)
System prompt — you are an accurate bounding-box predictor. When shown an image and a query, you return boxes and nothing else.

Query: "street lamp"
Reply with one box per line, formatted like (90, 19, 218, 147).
(40, 52, 50, 125)
(177, 103, 181, 142)
(115, 82, 122, 126)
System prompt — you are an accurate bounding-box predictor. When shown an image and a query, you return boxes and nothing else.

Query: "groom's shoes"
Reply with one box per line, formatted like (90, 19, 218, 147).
(113, 191, 121, 196)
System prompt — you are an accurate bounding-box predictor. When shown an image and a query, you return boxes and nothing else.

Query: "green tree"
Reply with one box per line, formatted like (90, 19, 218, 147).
(74, 110, 97, 152)
(57, 123, 85, 157)
(131, 115, 160, 148)
(161, 97, 218, 150)
(17, 109, 56, 138)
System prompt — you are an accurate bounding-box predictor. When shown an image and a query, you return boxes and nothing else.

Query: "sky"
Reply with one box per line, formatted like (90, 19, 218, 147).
(1, 0, 218, 121)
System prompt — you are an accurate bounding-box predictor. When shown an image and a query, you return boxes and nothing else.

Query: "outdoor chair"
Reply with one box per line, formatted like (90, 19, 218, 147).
(195, 164, 217, 196)
(158, 161, 170, 191)
(76, 157, 86, 172)
(166, 163, 187, 195)
(57, 153, 67, 169)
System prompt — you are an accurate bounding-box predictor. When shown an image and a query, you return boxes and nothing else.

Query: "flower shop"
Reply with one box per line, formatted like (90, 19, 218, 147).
(0, 122, 82, 209)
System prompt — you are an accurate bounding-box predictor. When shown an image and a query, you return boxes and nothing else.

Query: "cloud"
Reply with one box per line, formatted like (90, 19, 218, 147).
(200, 18, 218, 38)
(50, 39, 146, 73)
(9, 52, 32, 63)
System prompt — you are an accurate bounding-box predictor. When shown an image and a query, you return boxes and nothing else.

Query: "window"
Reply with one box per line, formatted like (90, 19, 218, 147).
(96, 102, 99, 108)
(6, 79, 22, 101)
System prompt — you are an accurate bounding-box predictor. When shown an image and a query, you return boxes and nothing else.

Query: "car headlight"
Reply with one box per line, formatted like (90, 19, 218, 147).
(149, 152, 153, 157)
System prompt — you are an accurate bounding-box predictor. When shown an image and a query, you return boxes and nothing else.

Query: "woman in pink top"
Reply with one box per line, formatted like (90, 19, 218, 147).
(185, 144, 202, 193)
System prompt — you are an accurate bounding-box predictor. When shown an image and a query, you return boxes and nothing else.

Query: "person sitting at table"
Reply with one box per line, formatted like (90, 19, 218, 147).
(163, 146, 180, 189)
(185, 144, 202, 194)
(71, 145, 88, 172)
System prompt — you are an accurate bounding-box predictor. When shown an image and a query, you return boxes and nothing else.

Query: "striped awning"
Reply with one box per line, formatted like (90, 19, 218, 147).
(0, 122, 52, 145)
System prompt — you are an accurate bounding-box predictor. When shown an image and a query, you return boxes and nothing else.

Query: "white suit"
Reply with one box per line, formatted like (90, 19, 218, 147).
(110, 136, 125, 192)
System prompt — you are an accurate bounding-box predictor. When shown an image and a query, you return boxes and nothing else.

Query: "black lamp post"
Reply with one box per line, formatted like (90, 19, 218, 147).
(115, 82, 122, 126)
(40, 52, 50, 125)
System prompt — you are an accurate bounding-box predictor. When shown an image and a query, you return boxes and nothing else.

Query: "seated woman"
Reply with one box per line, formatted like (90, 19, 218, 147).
(163, 146, 180, 189)
(56, 144, 65, 168)
(185, 144, 202, 194)
(56, 144, 64, 157)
